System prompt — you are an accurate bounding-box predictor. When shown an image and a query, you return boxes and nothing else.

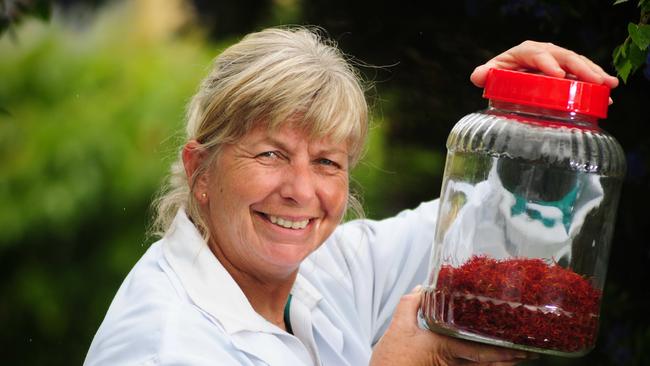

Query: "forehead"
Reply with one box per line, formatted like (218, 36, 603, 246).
(243, 122, 350, 153)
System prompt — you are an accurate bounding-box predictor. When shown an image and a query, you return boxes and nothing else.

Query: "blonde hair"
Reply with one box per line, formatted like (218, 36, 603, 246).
(152, 26, 369, 239)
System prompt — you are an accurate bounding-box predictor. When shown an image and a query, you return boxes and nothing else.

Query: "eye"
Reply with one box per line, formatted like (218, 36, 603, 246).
(257, 151, 281, 159)
(316, 158, 341, 169)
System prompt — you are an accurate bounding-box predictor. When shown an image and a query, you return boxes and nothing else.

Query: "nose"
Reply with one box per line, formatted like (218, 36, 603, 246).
(280, 161, 317, 206)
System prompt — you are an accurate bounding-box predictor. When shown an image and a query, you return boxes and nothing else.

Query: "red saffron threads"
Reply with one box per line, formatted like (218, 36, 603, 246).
(431, 256, 601, 353)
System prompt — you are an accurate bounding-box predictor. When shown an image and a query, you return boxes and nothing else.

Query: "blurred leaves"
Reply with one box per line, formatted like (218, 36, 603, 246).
(0, 0, 220, 246)
(1, 0, 52, 36)
(0, 1, 220, 363)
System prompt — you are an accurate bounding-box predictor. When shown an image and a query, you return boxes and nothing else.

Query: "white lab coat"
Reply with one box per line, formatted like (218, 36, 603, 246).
(84, 200, 439, 366)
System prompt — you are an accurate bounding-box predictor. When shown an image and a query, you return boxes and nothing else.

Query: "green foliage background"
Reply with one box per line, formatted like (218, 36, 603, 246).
(0, 3, 220, 362)
(1, 0, 648, 365)
(612, 0, 650, 82)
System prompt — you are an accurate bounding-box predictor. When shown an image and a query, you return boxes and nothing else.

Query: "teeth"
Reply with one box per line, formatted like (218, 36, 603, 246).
(268, 215, 309, 229)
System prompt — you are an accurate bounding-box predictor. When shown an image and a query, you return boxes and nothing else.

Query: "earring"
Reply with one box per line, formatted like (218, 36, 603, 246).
(201, 193, 207, 199)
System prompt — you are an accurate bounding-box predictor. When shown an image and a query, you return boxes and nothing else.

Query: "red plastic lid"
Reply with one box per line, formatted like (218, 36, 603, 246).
(483, 68, 610, 119)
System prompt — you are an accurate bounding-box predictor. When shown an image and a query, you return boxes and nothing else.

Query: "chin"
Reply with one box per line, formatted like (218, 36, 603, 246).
(265, 245, 314, 272)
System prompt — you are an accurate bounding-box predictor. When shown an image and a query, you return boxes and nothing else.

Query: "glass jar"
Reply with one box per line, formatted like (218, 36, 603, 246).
(420, 69, 626, 357)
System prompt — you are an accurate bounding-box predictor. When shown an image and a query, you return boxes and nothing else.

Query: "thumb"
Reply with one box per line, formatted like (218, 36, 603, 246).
(392, 285, 423, 327)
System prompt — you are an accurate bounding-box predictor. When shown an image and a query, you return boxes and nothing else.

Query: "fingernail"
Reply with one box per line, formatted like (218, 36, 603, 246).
(411, 285, 423, 293)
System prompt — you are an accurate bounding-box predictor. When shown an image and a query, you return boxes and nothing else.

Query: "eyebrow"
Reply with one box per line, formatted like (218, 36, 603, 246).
(262, 137, 291, 153)
(263, 136, 348, 156)
(315, 147, 348, 156)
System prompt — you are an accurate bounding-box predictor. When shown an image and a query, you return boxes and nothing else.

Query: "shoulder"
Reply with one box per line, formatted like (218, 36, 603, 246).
(336, 200, 439, 237)
(84, 242, 244, 366)
(300, 199, 440, 306)
(319, 199, 440, 259)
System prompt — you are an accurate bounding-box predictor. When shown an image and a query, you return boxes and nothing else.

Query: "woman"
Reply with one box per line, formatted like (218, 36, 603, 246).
(84, 27, 618, 366)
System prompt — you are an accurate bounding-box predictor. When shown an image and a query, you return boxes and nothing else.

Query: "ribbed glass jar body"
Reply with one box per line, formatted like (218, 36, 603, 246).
(420, 101, 625, 357)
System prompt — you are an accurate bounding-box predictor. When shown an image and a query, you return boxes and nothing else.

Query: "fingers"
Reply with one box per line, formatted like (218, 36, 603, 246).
(569, 53, 619, 88)
(579, 54, 618, 87)
(470, 40, 619, 89)
(509, 41, 604, 83)
(470, 64, 494, 87)
(553, 49, 605, 85)
(525, 50, 566, 79)
(373, 287, 538, 366)
(441, 336, 535, 364)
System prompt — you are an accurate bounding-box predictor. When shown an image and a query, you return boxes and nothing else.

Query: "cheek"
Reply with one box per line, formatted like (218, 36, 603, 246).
(322, 176, 349, 217)
(212, 167, 278, 216)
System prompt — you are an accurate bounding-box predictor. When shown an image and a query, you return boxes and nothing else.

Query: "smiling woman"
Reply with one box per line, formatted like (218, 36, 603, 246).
(194, 124, 350, 280)
(83, 26, 618, 366)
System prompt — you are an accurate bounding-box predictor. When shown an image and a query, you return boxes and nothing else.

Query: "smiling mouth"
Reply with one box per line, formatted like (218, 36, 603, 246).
(257, 212, 311, 230)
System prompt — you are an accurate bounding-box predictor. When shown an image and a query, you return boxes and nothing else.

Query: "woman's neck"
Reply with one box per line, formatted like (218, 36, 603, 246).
(233, 269, 297, 329)
(208, 239, 297, 330)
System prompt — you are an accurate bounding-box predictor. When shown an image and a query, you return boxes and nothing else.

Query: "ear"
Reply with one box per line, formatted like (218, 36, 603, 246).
(182, 140, 210, 204)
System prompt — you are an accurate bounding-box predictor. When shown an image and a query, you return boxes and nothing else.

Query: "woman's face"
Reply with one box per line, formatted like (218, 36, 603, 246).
(204, 124, 349, 279)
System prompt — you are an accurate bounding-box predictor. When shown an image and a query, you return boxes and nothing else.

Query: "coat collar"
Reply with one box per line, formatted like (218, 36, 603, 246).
(161, 209, 322, 335)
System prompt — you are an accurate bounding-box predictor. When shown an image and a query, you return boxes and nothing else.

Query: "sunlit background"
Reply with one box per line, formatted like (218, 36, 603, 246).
(1, 0, 648, 365)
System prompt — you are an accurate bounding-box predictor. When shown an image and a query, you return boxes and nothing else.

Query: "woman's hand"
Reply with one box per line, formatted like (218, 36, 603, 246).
(470, 40, 619, 90)
(370, 287, 536, 366)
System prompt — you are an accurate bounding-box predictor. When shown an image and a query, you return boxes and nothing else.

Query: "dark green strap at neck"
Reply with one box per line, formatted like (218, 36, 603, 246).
(284, 294, 293, 335)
